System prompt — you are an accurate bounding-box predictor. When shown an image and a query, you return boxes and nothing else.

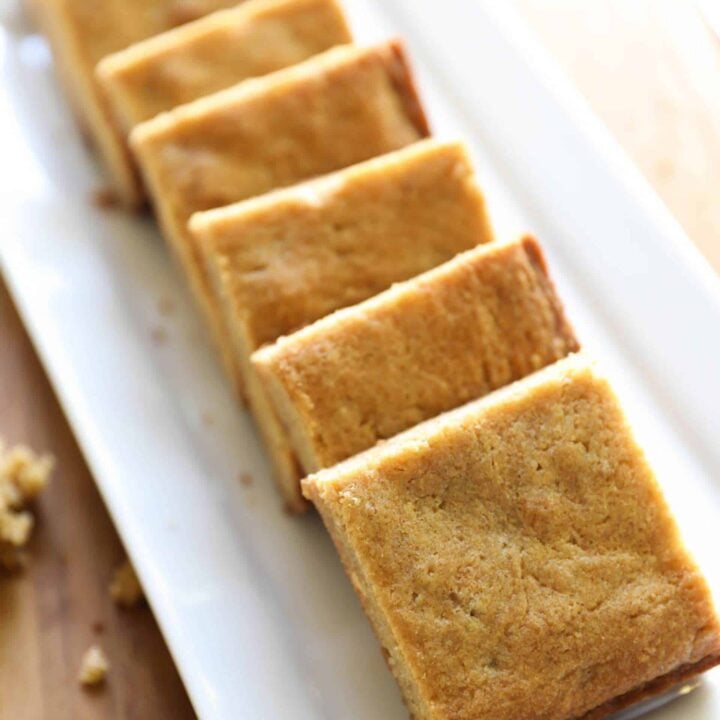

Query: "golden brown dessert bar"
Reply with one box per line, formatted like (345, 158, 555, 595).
(303, 354, 720, 720)
(131, 40, 429, 394)
(253, 236, 579, 476)
(97, 0, 352, 135)
(191, 139, 493, 510)
(31, 0, 238, 207)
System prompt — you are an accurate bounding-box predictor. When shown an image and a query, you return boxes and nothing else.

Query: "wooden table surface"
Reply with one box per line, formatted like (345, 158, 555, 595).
(1, 2, 718, 718)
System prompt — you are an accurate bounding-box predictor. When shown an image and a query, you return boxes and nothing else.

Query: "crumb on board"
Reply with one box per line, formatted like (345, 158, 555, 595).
(0, 439, 54, 571)
(239, 472, 253, 488)
(78, 645, 109, 687)
(90, 186, 120, 210)
(109, 558, 145, 608)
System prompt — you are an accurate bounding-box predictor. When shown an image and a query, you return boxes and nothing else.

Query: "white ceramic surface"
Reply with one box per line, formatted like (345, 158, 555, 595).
(1, 1, 719, 718)
(696, 0, 720, 44)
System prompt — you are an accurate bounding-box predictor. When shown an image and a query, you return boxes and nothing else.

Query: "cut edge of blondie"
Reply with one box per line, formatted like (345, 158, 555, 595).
(188, 137, 476, 237)
(380, 38, 431, 139)
(581, 655, 720, 720)
(304, 475, 432, 717)
(30, 1, 143, 207)
(204, 253, 307, 511)
(246, 370, 309, 513)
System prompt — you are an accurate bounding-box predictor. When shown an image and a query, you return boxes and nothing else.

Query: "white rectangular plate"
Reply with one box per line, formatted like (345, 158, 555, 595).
(1, 1, 719, 718)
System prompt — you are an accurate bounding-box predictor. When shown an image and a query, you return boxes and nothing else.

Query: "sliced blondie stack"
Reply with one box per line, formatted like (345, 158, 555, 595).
(31, 0, 239, 206)
(191, 139, 494, 508)
(97, 0, 352, 140)
(32, 1, 720, 716)
(253, 237, 579, 490)
(131, 40, 429, 385)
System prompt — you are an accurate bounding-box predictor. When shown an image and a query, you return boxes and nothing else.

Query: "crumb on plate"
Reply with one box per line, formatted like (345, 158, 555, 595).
(91, 186, 120, 210)
(150, 325, 168, 345)
(157, 295, 175, 317)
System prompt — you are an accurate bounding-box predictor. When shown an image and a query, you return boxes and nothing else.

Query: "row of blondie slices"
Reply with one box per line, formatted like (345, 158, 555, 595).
(28, 0, 244, 207)
(34, 0, 720, 717)
(30, 0, 354, 207)
(249, 231, 578, 509)
(129, 39, 430, 382)
(192, 139, 498, 508)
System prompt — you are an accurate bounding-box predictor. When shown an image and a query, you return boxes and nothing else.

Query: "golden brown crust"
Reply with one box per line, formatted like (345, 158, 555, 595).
(194, 139, 491, 349)
(30, 0, 239, 207)
(303, 355, 720, 720)
(246, 359, 308, 512)
(131, 40, 430, 399)
(521, 236, 578, 347)
(581, 654, 720, 719)
(318, 496, 720, 720)
(97, 0, 353, 134)
(254, 236, 580, 474)
(305, 476, 428, 717)
(195, 139, 490, 511)
(382, 38, 431, 139)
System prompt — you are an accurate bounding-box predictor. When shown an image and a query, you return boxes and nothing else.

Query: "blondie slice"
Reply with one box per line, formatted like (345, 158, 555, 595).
(191, 139, 493, 510)
(303, 354, 720, 720)
(31, 0, 238, 206)
(97, 0, 352, 135)
(132, 40, 428, 392)
(253, 236, 578, 475)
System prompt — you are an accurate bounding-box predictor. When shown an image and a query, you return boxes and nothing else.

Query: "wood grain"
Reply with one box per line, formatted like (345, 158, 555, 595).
(515, 0, 720, 273)
(0, 279, 196, 720)
(1, 2, 719, 718)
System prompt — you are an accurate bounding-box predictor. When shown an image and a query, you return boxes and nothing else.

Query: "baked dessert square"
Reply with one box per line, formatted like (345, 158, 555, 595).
(31, 0, 238, 207)
(303, 353, 720, 720)
(97, 0, 352, 135)
(131, 40, 429, 392)
(253, 236, 579, 475)
(191, 138, 493, 510)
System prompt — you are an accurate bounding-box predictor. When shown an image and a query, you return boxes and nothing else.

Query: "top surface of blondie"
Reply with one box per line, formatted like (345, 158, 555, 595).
(131, 40, 428, 219)
(255, 237, 578, 470)
(97, 0, 352, 128)
(304, 354, 720, 720)
(60, 0, 238, 68)
(194, 139, 492, 349)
